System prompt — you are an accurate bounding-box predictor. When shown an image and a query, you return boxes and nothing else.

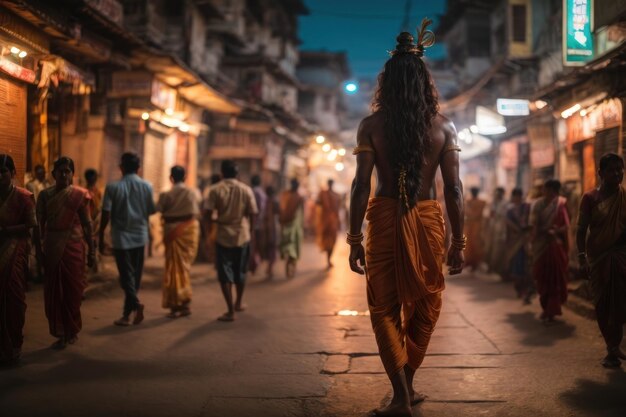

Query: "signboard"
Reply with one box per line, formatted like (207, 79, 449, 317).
(0, 57, 36, 83)
(528, 124, 555, 168)
(563, 0, 594, 66)
(496, 98, 529, 116)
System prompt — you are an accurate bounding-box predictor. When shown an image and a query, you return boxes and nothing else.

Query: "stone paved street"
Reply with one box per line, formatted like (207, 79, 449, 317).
(1, 240, 625, 417)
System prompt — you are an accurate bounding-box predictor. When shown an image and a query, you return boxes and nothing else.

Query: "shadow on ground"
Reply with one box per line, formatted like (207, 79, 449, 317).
(559, 370, 626, 416)
(506, 312, 576, 346)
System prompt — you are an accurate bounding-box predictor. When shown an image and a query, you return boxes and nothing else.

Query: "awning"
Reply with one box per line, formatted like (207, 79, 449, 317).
(132, 50, 242, 114)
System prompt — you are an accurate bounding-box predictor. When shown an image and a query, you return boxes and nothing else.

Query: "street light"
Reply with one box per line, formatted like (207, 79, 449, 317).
(344, 82, 358, 94)
(316, 135, 325, 144)
(327, 150, 338, 161)
(338, 148, 346, 156)
(335, 162, 345, 171)
(141, 112, 150, 120)
(322, 144, 331, 152)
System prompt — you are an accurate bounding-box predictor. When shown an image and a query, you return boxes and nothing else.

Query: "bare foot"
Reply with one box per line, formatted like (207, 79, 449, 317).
(51, 339, 67, 350)
(66, 335, 78, 345)
(235, 304, 247, 312)
(217, 312, 235, 322)
(410, 391, 427, 405)
(374, 401, 411, 417)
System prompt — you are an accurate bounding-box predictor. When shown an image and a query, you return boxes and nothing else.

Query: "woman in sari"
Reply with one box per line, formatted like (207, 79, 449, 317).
(258, 186, 279, 279)
(505, 188, 532, 302)
(577, 153, 626, 368)
(37, 157, 94, 349)
(0, 155, 37, 365)
(531, 179, 569, 323)
(279, 179, 304, 278)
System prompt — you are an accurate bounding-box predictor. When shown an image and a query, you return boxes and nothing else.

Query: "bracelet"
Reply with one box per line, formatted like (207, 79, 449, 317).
(451, 235, 467, 251)
(346, 232, 364, 245)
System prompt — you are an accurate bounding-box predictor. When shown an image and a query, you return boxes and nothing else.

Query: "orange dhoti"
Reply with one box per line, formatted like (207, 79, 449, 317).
(365, 198, 446, 376)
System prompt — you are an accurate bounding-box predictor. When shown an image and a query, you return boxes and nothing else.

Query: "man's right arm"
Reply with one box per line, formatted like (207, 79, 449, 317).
(440, 118, 465, 274)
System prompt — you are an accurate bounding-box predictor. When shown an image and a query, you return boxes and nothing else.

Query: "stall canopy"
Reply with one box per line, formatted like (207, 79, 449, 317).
(132, 50, 242, 115)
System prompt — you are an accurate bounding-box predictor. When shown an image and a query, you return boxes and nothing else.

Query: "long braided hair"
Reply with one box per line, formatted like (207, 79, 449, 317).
(372, 19, 439, 212)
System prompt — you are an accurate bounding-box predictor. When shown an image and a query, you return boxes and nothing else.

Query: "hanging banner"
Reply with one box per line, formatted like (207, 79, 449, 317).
(563, 0, 594, 66)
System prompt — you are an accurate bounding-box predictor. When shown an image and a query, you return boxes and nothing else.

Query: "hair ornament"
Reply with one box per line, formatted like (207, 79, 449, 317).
(389, 17, 436, 57)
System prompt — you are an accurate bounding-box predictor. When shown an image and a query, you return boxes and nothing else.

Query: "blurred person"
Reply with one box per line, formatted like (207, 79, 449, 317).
(504, 188, 532, 302)
(316, 179, 342, 269)
(464, 187, 486, 271)
(0, 155, 37, 364)
(279, 178, 304, 279)
(249, 174, 267, 274)
(36, 157, 95, 349)
(259, 186, 280, 279)
(26, 164, 51, 282)
(576, 153, 626, 368)
(25, 164, 52, 201)
(204, 160, 257, 322)
(202, 174, 222, 264)
(531, 179, 569, 324)
(84, 168, 102, 272)
(486, 187, 508, 277)
(157, 166, 200, 318)
(348, 23, 465, 416)
(100, 152, 155, 327)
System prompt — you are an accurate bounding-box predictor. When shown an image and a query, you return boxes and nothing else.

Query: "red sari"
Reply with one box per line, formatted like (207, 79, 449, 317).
(0, 186, 36, 362)
(37, 186, 90, 340)
(532, 196, 570, 318)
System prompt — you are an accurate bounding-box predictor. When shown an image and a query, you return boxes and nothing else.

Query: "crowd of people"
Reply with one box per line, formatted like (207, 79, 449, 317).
(0, 152, 343, 365)
(464, 153, 626, 368)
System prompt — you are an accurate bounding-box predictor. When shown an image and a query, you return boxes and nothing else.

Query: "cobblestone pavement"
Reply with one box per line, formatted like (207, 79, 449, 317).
(1, 240, 625, 417)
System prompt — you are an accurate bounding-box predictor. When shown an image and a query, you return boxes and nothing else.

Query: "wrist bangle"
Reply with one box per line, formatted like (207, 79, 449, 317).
(346, 232, 364, 245)
(451, 234, 467, 251)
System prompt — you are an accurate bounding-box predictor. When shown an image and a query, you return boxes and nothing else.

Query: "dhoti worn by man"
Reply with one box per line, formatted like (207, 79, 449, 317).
(157, 168, 200, 317)
(366, 198, 446, 375)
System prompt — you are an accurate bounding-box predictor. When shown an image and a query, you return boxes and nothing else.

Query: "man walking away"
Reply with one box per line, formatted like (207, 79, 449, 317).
(316, 179, 341, 269)
(577, 153, 626, 368)
(464, 187, 486, 272)
(348, 22, 465, 416)
(204, 160, 257, 322)
(100, 153, 155, 326)
(157, 166, 200, 318)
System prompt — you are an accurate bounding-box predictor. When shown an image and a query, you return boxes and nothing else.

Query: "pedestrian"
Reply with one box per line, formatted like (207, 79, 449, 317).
(531, 179, 569, 324)
(100, 152, 155, 326)
(203, 160, 258, 322)
(157, 166, 200, 318)
(464, 187, 486, 271)
(316, 179, 341, 269)
(279, 178, 304, 278)
(85, 168, 102, 272)
(36, 157, 95, 349)
(576, 153, 626, 368)
(200, 173, 222, 264)
(0, 154, 37, 365)
(26, 164, 51, 282)
(259, 185, 279, 279)
(486, 187, 508, 277)
(249, 174, 267, 274)
(348, 23, 465, 416)
(25, 164, 53, 201)
(504, 188, 532, 302)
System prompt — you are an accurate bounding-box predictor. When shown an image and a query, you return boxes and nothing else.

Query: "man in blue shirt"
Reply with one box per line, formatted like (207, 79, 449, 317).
(100, 153, 156, 326)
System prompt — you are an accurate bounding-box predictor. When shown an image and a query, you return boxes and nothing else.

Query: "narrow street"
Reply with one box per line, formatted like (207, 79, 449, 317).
(1, 240, 624, 417)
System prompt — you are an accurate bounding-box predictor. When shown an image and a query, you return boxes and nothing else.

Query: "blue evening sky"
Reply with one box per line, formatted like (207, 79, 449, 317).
(299, 0, 447, 80)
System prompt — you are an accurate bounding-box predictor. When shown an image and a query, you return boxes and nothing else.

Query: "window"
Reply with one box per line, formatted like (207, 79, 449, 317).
(511, 4, 527, 43)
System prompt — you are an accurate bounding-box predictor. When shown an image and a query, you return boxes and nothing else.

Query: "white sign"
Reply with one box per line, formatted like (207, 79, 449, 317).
(496, 99, 530, 116)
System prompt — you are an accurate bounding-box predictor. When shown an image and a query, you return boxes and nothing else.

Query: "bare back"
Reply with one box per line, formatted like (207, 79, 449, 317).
(358, 112, 457, 202)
